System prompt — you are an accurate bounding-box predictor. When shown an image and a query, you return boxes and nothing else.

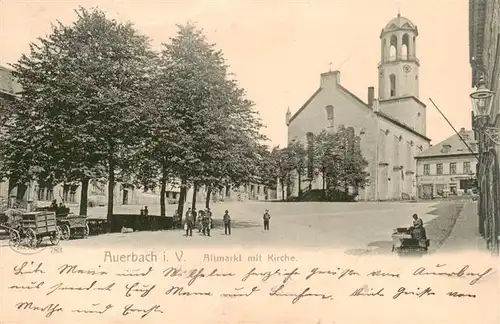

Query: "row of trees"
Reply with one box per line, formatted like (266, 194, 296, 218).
(0, 7, 268, 222)
(0, 7, 370, 224)
(273, 126, 369, 201)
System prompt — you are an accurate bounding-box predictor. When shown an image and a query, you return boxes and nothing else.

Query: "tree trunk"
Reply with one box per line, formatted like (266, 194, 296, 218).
(298, 170, 302, 196)
(176, 177, 187, 223)
(192, 183, 198, 210)
(205, 185, 212, 209)
(107, 159, 115, 225)
(79, 177, 90, 216)
(322, 171, 326, 200)
(281, 179, 285, 202)
(160, 171, 167, 217)
(16, 183, 27, 202)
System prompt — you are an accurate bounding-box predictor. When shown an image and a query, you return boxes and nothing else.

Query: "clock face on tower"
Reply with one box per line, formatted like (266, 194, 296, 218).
(403, 64, 412, 73)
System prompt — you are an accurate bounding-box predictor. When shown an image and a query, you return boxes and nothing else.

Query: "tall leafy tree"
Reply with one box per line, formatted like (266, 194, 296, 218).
(286, 139, 307, 196)
(7, 7, 154, 220)
(313, 130, 339, 196)
(335, 125, 369, 196)
(158, 23, 264, 215)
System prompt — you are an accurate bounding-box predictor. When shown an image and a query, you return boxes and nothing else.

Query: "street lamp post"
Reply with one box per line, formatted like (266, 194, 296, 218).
(470, 75, 499, 254)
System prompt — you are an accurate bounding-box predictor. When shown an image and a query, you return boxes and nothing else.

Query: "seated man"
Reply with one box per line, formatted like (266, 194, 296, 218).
(409, 213, 427, 241)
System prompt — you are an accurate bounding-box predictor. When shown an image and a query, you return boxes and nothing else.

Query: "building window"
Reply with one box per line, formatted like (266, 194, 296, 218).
(450, 162, 457, 175)
(389, 74, 396, 97)
(325, 105, 334, 127)
(390, 35, 398, 58)
(402, 33, 410, 58)
(463, 162, 471, 174)
(37, 186, 54, 201)
(436, 163, 443, 175)
(423, 164, 430, 176)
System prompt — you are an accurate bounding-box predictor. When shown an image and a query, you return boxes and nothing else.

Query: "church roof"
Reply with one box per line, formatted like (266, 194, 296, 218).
(416, 129, 478, 159)
(381, 14, 418, 35)
(287, 78, 431, 142)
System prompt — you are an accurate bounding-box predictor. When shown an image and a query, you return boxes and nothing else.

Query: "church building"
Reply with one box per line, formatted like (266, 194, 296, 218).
(285, 14, 432, 201)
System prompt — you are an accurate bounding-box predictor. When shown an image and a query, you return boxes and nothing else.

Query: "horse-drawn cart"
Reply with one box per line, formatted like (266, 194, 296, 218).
(8, 211, 61, 248)
(57, 215, 89, 240)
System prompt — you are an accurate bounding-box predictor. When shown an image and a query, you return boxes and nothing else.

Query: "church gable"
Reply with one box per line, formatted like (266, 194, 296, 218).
(387, 23, 399, 30)
(288, 88, 323, 124)
(287, 81, 374, 139)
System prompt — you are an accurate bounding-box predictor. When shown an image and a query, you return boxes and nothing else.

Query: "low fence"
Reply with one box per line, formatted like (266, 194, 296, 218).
(87, 215, 173, 235)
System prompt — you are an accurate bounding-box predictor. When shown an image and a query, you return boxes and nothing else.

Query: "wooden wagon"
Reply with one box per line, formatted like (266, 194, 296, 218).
(57, 214, 89, 240)
(9, 211, 61, 248)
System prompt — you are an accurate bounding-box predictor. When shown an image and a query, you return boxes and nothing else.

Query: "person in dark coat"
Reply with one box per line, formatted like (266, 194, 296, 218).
(223, 210, 231, 235)
(185, 208, 194, 237)
(410, 213, 426, 240)
(263, 209, 271, 231)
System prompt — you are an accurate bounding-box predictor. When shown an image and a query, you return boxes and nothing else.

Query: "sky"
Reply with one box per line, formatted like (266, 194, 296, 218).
(0, 0, 472, 147)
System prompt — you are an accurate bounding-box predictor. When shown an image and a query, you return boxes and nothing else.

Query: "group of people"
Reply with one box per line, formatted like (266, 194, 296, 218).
(172, 208, 273, 237)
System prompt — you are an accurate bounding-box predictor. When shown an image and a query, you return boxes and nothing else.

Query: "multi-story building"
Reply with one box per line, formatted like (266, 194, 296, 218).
(415, 128, 478, 198)
(469, 0, 500, 252)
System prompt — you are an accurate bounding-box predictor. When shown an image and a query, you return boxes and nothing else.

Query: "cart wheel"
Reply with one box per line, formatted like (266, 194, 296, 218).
(9, 229, 20, 247)
(25, 228, 37, 248)
(84, 223, 89, 239)
(50, 226, 61, 245)
(61, 224, 71, 241)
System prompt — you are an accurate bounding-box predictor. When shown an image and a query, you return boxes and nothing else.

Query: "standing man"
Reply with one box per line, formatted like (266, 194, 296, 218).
(206, 208, 213, 229)
(202, 211, 211, 237)
(185, 208, 194, 237)
(263, 209, 271, 231)
(223, 210, 231, 235)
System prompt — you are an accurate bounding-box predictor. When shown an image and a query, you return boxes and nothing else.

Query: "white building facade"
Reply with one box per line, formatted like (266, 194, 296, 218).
(285, 14, 431, 201)
(416, 129, 478, 198)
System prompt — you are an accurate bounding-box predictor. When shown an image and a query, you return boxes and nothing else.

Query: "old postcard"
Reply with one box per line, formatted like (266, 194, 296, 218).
(0, 0, 499, 323)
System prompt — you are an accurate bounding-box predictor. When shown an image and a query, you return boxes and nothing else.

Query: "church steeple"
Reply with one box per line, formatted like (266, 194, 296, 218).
(378, 13, 420, 100)
(285, 107, 291, 126)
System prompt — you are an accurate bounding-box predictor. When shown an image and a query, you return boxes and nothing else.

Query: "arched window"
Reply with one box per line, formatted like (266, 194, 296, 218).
(381, 38, 387, 59)
(389, 74, 396, 97)
(413, 36, 416, 56)
(390, 35, 398, 58)
(402, 34, 409, 58)
(325, 105, 334, 127)
(306, 132, 314, 179)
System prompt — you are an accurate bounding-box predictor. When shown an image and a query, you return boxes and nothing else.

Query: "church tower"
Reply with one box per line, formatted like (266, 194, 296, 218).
(377, 13, 426, 135)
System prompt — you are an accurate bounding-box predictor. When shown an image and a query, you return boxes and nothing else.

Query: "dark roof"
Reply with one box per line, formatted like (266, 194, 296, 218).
(416, 130, 477, 159)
